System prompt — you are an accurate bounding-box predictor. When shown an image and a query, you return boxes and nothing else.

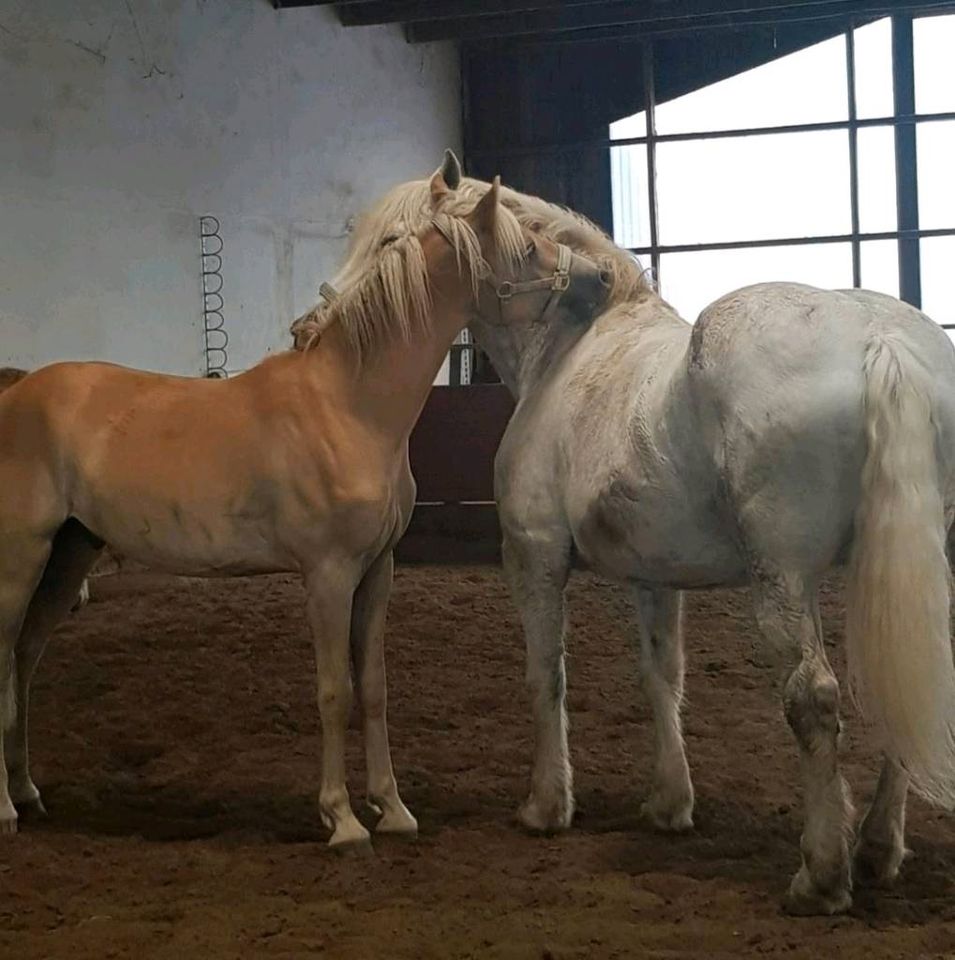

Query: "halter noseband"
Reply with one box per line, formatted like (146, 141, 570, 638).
(428, 216, 573, 325)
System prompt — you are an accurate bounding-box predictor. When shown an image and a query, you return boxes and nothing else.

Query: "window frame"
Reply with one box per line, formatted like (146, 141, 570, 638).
(610, 13, 955, 329)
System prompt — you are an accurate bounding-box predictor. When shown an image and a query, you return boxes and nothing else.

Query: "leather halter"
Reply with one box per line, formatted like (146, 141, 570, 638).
(428, 215, 573, 325)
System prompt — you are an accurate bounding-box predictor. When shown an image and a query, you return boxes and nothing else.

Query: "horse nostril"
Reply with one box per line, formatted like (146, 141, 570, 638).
(599, 269, 613, 287)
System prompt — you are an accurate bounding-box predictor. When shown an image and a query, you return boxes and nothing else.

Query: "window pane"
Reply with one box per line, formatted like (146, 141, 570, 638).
(659, 244, 853, 323)
(921, 236, 955, 326)
(860, 240, 899, 298)
(609, 112, 646, 141)
(914, 14, 955, 114)
(609, 145, 651, 248)
(656, 131, 850, 245)
(655, 35, 847, 134)
(853, 18, 893, 119)
(857, 125, 896, 232)
(917, 121, 955, 230)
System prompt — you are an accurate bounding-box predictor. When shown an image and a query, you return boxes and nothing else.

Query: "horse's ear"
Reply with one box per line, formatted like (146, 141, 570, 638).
(470, 176, 500, 238)
(441, 149, 462, 189)
(429, 169, 452, 210)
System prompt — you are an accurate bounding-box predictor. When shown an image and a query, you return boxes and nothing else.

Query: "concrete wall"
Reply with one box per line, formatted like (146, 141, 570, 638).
(0, 0, 460, 374)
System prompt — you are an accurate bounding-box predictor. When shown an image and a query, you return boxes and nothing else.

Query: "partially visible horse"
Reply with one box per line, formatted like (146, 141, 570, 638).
(1, 369, 95, 610)
(0, 179, 610, 846)
(307, 151, 955, 913)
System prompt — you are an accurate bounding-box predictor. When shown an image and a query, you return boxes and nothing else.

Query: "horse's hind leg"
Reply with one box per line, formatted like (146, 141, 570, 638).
(0, 534, 54, 833)
(5, 521, 102, 817)
(751, 570, 854, 915)
(349, 549, 416, 837)
(502, 528, 573, 833)
(855, 755, 910, 886)
(633, 588, 693, 831)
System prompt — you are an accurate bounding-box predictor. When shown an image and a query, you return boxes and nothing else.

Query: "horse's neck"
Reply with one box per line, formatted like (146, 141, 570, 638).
(474, 293, 686, 400)
(316, 301, 468, 443)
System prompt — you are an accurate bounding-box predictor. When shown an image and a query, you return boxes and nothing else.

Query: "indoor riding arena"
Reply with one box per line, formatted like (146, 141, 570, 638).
(2, 3, 955, 959)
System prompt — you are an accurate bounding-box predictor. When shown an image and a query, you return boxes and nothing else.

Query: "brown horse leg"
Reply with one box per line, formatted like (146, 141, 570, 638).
(4, 521, 102, 819)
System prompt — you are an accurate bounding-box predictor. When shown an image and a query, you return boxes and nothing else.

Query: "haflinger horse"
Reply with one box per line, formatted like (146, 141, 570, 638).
(0, 178, 610, 848)
(308, 150, 955, 914)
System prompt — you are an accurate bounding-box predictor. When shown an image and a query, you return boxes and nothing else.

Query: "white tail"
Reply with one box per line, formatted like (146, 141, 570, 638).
(846, 334, 955, 807)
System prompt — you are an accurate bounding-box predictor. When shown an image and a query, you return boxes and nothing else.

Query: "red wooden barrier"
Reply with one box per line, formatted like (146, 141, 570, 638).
(397, 384, 515, 563)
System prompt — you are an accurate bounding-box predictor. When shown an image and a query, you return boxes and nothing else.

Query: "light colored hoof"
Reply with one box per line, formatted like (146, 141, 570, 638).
(783, 868, 852, 916)
(517, 794, 574, 835)
(0, 814, 18, 836)
(330, 834, 375, 858)
(641, 795, 694, 833)
(373, 803, 418, 839)
(328, 821, 373, 856)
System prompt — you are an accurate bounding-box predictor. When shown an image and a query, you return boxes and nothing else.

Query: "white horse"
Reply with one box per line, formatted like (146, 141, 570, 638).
(316, 151, 955, 913)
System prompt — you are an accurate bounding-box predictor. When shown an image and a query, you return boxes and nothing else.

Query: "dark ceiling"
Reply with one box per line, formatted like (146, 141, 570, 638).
(274, 0, 955, 47)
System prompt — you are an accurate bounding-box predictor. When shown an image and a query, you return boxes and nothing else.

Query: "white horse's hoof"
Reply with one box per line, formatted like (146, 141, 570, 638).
(854, 840, 910, 888)
(641, 796, 694, 833)
(783, 868, 852, 916)
(517, 795, 573, 834)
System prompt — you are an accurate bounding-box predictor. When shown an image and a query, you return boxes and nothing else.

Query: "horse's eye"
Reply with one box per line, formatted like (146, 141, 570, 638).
(524, 241, 536, 257)
(380, 234, 400, 249)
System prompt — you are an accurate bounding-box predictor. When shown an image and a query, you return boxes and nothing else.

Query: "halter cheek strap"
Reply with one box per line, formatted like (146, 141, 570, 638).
(429, 216, 574, 326)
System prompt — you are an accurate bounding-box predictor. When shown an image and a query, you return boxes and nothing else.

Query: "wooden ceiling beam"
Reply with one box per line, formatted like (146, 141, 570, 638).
(336, 0, 621, 28)
(408, 0, 949, 43)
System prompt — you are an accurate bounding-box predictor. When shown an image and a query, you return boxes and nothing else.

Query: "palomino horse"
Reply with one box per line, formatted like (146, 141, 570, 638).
(0, 179, 610, 848)
(308, 151, 955, 913)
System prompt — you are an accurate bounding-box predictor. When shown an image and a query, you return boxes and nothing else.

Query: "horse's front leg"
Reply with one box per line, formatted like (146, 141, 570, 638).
(752, 570, 854, 915)
(502, 527, 573, 833)
(350, 549, 417, 838)
(633, 587, 694, 831)
(304, 564, 370, 852)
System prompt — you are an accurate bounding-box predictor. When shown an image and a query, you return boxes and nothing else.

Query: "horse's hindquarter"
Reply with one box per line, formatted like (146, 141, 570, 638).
(3, 361, 406, 577)
(685, 283, 955, 573)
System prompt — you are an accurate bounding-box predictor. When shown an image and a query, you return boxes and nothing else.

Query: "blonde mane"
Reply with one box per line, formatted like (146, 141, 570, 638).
(293, 188, 528, 362)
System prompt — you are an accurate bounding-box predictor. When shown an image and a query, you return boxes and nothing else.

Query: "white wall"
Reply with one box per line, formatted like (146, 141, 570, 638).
(0, 0, 460, 374)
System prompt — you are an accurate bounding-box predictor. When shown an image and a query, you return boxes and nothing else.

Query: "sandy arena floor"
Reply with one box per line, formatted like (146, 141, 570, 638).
(1, 566, 954, 959)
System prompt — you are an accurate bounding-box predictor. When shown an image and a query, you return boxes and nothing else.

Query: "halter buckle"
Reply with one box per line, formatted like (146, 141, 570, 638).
(553, 272, 570, 292)
(496, 280, 515, 300)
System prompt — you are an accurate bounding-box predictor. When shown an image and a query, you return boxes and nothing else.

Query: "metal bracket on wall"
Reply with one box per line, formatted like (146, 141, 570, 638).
(200, 215, 229, 378)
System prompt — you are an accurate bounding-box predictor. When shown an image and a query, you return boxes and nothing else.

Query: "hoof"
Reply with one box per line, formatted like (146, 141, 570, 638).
(517, 795, 573, 835)
(372, 802, 418, 839)
(854, 841, 910, 889)
(14, 795, 47, 820)
(328, 821, 373, 857)
(0, 815, 18, 836)
(641, 796, 694, 833)
(330, 834, 375, 858)
(784, 869, 852, 916)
